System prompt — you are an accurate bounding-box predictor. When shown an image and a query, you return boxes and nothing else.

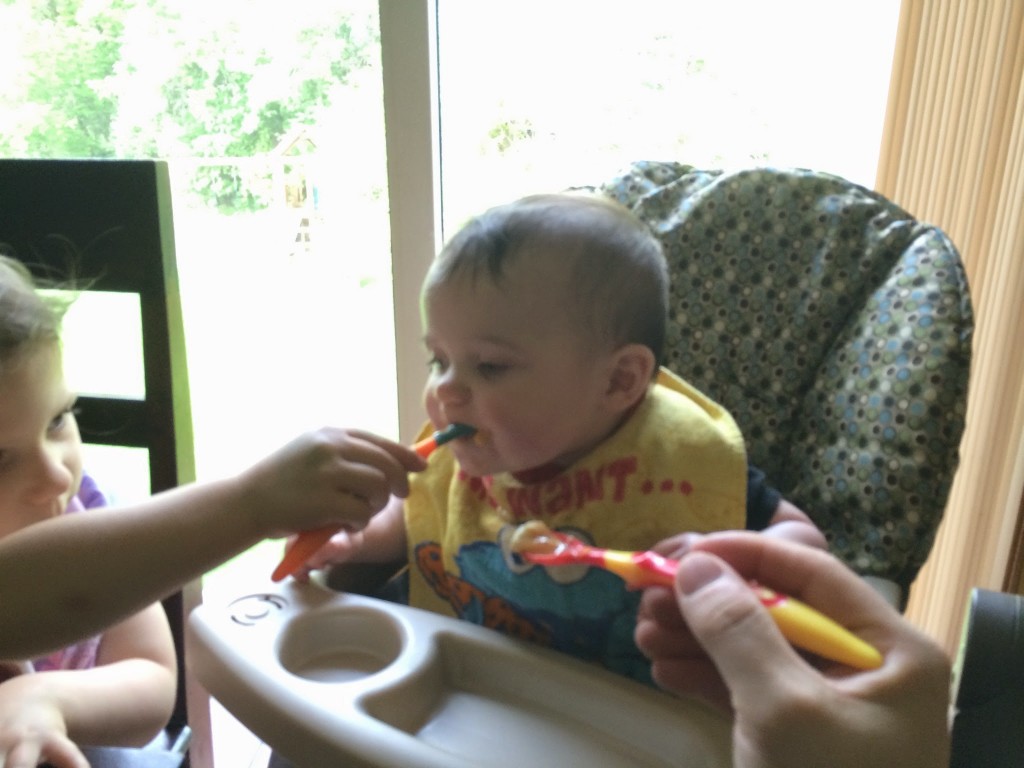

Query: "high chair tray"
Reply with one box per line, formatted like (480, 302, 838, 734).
(187, 579, 732, 767)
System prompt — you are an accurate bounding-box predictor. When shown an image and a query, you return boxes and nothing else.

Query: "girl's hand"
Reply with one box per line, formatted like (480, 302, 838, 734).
(0, 675, 88, 768)
(286, 528, 360, 583)
(239, 427, 426, 538)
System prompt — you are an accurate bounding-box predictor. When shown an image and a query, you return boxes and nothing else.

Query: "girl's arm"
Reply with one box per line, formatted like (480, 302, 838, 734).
(69, 602, 178, 745)
(0, 603, 176, 766)
(0, 427, 425, 659)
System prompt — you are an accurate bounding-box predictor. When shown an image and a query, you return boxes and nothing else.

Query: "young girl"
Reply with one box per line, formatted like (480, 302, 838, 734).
(0, 256, 178, 766)
(0, 253, 433, 768)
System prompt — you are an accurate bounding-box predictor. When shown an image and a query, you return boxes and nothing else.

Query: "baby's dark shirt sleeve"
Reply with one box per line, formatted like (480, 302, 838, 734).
(746, 464, 781, 531)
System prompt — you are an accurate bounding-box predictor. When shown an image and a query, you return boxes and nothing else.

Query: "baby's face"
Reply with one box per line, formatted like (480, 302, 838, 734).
(0, 343, 83, 539)
(421, 258, 620, 477)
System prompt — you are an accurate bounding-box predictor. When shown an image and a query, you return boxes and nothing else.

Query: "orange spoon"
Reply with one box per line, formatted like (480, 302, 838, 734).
(270, 423, 476, 582)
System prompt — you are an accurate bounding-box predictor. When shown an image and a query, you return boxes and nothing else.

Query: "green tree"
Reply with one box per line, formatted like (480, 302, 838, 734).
(16, 0, 128, 158)
(1, 1, 378, 212)
(159, 13, 377, 212)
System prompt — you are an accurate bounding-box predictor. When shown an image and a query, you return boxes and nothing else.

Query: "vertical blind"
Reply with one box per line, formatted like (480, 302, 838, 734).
(876, 0, 1024, 655)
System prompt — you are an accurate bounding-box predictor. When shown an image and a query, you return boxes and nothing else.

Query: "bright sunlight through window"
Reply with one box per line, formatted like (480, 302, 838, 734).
(438, 0, 900, 234)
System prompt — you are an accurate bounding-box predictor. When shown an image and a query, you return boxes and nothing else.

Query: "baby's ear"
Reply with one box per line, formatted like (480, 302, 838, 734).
(605, 343, 656, 411)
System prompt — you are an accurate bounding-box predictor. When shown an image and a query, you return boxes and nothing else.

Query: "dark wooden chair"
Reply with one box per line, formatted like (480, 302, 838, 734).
(0, 158, 198, 767)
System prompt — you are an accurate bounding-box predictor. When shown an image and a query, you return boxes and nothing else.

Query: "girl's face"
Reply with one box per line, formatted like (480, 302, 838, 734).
(421, 258, 622, 478)
(0, 343, 83, 539)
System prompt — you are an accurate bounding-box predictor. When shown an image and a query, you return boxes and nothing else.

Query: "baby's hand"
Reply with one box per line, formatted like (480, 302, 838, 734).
(287, 529, 361, 583)
(239, 427, 426, 539)
(762, 499, 828, 550)
(288, 497, 408, 583)
(0, 675, 89, 768)
(652, 496, 827, 562)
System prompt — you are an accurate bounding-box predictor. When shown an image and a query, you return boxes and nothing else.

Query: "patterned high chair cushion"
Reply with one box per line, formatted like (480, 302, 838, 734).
(597, 162, 973, 594)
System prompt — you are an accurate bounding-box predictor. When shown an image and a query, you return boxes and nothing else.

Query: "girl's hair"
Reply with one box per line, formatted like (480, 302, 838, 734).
(0, 254, 68, 375)
(425, 193, 669, 364)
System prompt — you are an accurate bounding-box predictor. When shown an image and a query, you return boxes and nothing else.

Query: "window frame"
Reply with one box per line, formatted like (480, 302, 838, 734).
(379, 0, 442, 443)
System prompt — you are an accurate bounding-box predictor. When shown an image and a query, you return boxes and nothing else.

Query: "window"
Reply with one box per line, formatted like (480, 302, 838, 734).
(0, 0, 900, 499)
(0, 0, 397, 470)
(437, 0, 900, 233)
(60, 291, 151, 507)
(0, 0, 397, 592)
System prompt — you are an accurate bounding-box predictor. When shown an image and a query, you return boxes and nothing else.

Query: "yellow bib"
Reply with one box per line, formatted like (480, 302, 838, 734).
(405, 367, 747, 619)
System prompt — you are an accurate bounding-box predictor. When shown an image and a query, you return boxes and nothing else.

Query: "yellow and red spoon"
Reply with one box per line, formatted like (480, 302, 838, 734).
(515, 525, 883, 670)
(271, 423, 476, 582)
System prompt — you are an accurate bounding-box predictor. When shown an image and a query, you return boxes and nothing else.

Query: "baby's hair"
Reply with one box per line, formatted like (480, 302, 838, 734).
(0, 254, 70, 376)
(426, 193, 669, 364)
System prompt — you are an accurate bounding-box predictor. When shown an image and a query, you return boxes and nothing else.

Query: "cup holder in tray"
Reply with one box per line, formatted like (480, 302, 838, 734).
(279, 606, 403, 683)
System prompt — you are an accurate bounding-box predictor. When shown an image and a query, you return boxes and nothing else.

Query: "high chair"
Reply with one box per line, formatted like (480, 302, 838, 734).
(0, 158, 196, 767)
(596, 161, 973, 607)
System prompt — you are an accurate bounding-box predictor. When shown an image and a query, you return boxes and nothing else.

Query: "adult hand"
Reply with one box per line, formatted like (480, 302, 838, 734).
(634, 532, 951, 768)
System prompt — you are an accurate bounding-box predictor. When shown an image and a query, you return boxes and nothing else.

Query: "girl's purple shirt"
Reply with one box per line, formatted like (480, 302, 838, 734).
(31, 473, 108, 672)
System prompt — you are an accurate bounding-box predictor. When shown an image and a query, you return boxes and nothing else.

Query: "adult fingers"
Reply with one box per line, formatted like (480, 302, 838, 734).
(635, 587, 703, 657)
(649, 531, 704, 559)
(649, 656, 731, 713)
(689, 532, 899, 646)
(672, 549, 815, 713)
